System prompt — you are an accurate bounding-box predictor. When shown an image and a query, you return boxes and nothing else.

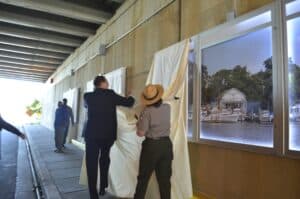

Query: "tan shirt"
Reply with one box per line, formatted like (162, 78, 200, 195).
(137, 104, 171, 138)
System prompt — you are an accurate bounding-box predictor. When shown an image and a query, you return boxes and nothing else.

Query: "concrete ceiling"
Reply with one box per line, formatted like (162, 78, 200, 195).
(0, 0, 124, 82)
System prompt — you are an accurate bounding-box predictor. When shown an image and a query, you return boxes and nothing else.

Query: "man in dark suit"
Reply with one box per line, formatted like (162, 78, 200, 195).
(84, 75, 135, 199)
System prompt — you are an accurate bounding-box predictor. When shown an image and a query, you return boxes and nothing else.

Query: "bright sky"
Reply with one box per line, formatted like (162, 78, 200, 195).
(0, 78, 44, 125)
(287, 16, 300, 66)
(202, 27, 272, 75)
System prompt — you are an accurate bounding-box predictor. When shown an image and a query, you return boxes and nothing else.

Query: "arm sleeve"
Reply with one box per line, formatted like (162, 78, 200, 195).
(0, 116, 22, 136)
(137, 109, 150, 133)
(112, 90, 135, 107)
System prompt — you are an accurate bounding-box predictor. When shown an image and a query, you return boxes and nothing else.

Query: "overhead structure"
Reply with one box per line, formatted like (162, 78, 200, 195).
(0, 0, 125, 82)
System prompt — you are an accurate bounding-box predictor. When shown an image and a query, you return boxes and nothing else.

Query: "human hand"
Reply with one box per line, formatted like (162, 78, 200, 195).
(134, 114, 139, 120)
(126, 89, 132, 98)
(19, 133, 26, 140)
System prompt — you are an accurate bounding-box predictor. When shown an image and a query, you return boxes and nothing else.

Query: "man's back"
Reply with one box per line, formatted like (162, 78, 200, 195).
(54, 106, 69, 128)
(84, 88, 134, 141)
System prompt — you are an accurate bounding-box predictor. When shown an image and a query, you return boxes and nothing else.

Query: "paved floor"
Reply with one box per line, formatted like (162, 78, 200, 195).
(0, 131, 18, 199)
(24, 124, 118, 199)
(15, 134, 35, 199)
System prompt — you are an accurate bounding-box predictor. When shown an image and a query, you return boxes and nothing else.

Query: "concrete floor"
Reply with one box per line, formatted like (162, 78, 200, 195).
(15, 134, 35, 199)
(0, 124, 127, 199)
(0, 129, 36, 199)
(0, 131, 18, 199)
(24, 124, 118, 199)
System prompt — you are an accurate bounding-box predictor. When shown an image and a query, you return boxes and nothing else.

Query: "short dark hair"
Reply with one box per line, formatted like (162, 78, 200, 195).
(93, 75, 107, 87)
(63, 98, 67, 104)
(148, 99, 163, 108)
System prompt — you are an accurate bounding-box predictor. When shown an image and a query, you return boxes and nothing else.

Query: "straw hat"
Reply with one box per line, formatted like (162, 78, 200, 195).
(141, 84, 164, 106)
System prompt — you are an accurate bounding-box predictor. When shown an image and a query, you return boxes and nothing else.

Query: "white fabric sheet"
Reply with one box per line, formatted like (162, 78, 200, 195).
(62, 88, 79, 142)
(145, 39, 193, 199)
(63, 88, 79, 123)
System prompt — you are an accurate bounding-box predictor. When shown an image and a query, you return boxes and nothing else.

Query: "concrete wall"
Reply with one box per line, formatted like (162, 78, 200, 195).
(42, 0, 300, 198)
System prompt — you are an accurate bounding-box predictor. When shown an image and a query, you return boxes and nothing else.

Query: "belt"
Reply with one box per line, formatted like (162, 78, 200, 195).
(145, 136, 169, 140)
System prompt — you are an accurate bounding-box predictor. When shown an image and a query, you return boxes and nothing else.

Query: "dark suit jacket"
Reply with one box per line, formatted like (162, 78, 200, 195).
(84, 88, 135, 141)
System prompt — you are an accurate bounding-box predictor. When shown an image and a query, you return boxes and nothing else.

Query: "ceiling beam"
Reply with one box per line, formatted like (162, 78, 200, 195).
(108, 0, 125, 3)
(0, 50, 62, 65)
(0, 74, 47, 82)
(0, 68, 50, 77)
(0, 65, 53, 74)
(0, 62, 56, 72)
(0, 71, 49, 79)
(0, 10, 95, 37)
(0, 66, 53, 76)
(0, 23, 83, 47)
(0, 0, 112, 24)
(0, 43, 68, 59)
(0, 56, 58, 68)
(0, 35, 74, 54)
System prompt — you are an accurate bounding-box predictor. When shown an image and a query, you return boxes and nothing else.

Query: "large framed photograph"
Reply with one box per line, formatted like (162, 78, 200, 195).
(199, 27, 274, 147)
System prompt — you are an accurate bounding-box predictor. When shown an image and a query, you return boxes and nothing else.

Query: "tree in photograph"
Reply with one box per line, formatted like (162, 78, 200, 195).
(288, 58, 300, 105)
(261, 57, 273, 111)
(201, 65, 212, 105)
(201, 57, 274, 113)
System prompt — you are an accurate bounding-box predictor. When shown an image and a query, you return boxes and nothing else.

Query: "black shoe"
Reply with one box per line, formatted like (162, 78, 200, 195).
(54, 149, 63, 153)
(99, 189, 106, 196)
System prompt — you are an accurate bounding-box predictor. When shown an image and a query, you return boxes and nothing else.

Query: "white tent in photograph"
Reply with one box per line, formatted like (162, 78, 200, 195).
(220, 88, 247, 113)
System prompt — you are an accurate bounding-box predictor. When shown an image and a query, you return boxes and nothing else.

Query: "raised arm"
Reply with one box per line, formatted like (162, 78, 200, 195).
(0, 116, 25, 139)
(112, 91, 135, 107)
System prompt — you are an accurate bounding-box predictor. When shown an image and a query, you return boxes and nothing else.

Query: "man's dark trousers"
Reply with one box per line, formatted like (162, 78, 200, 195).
(85, 138, 114, 199)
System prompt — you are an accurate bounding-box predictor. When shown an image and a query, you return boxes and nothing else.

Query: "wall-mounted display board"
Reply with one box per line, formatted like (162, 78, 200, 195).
(63, 88, 80, 123)
(86, 67, 126, 95)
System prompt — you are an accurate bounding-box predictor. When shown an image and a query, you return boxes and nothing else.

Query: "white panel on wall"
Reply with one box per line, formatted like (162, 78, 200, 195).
(105, 67, 126, 96)
(86, 80, 94, 92)
(85, 67, 126, 95)
(63, 88, 80, 123)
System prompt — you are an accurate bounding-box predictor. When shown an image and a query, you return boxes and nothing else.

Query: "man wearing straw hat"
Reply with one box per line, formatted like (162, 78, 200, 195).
(134, 84, 173, 199)
(84, 75, 135, 199)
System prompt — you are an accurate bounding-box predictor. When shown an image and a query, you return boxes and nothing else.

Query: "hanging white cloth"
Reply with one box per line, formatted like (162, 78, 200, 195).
(144, 39, 193, 199)
(79, 40, 193, 199)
